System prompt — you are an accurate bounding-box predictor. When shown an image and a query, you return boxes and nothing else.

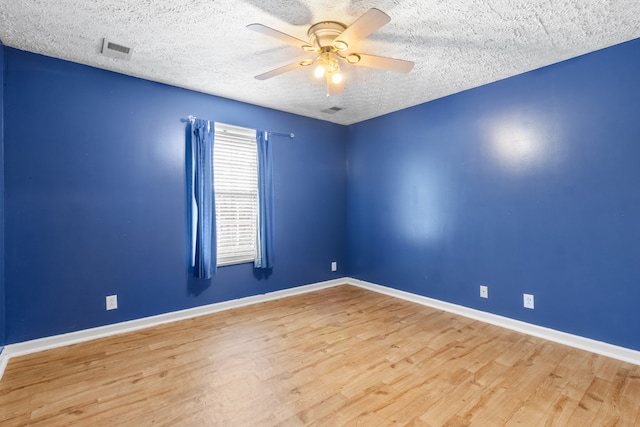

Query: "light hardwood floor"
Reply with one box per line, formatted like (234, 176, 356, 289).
(1, 285, 639, 426)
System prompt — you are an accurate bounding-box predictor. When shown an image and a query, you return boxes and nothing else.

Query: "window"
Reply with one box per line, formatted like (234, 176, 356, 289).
(214, 123, 259, 266)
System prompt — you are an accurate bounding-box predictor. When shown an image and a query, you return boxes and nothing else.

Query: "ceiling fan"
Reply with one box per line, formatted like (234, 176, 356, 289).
(247, 8, 414, 96)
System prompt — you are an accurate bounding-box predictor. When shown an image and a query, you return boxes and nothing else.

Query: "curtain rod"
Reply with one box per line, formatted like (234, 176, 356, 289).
(187, 115, 294, 139)
(269, 131, 295, 139)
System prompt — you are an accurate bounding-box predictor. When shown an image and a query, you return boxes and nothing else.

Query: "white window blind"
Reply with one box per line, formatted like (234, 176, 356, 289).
(214, 123, 258, 266)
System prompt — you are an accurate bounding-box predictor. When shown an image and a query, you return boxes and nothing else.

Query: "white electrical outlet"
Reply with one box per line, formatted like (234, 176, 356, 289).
(480, 285, 488, 298)
(106, 295, 118, 310)
(331, 261, 337, 272)
(523, 293, 534, 309)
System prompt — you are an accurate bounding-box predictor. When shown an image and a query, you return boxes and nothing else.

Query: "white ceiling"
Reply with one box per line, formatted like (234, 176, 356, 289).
(1, 0, 639, 125)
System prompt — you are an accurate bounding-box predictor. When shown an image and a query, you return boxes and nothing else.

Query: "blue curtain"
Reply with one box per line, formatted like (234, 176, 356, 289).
(192, 119, 216, 278)
(255, 130, 274, 269)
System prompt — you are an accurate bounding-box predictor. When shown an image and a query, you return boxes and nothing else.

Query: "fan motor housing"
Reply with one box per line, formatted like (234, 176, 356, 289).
(307, 21, 346, 49)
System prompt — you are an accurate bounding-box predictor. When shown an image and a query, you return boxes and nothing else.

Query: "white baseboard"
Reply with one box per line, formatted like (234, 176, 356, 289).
(2, 276, 639, 381)
(0, 278, 346, 380)
(347, 278, 640, 366)
(0, 351, 8, 382)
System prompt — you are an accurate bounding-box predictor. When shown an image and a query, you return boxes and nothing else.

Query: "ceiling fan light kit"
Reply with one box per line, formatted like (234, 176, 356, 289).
(248, 8, 414, 96)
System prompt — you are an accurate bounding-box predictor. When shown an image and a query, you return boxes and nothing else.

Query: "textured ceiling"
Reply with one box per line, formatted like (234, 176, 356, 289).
(1, 0, 639, 125)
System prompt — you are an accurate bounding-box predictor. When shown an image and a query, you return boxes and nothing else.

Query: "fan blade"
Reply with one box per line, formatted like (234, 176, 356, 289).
(247, 23, 310, 49)
(351, 53, 414, 73)
(326, 77, 344, 96)
(332, 8, 391, 50)
(255, 61, 306, 80)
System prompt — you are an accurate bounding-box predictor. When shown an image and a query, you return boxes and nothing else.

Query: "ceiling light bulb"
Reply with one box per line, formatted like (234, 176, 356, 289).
(332, 72, 342, 84)
(314, 65, 325, 78)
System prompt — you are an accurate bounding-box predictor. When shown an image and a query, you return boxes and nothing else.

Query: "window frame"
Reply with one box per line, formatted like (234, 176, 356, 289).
(213, 122, 259, 267)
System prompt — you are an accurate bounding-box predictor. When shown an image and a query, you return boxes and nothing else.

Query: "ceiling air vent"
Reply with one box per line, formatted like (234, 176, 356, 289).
(101, 38, 133, 60)
(321, 106, 344, 114)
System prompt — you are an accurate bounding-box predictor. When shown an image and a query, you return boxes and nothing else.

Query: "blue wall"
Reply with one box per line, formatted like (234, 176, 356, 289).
(347, 38, 640, 351)
(3, 48, 348, 344)
(5, 37, 640, 351)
